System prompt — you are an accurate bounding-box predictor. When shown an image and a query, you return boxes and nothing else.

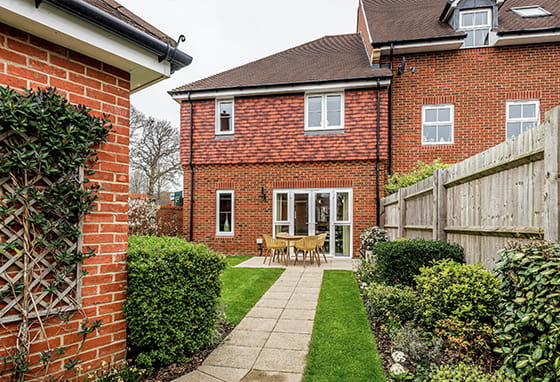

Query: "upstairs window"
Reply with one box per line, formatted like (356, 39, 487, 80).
(305, 93, 344, 131)
(511, 6, 551, 18)
(506, 100, 539, 139)
(216, 99, 234, 135)
(422, 104, 454, 144)
(460, 9, 491, 48)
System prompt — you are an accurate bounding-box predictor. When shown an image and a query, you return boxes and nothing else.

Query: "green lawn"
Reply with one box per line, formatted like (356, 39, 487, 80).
(304, 270, 386, 382)
(220, 255, 284, 324)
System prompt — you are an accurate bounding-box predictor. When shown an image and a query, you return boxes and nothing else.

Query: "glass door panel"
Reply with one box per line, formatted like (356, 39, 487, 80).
(334, 225, 351, 257)
(336, 192, 350, 221)
(315, 192, 331, 253)
(294, 193, 309, 235)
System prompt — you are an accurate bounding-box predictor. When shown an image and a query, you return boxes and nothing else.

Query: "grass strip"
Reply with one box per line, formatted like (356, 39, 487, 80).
(304, 270, 386, 382)
(221, 255, 284, 324)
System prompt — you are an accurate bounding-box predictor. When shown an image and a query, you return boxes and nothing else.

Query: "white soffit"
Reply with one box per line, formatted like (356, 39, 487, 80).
(0, 0, 171, 92)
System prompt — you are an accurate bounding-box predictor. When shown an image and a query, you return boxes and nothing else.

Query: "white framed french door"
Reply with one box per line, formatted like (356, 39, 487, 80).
(273, 188, 352, 257)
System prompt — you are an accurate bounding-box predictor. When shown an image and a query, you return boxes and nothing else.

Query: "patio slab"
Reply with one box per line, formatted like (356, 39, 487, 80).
(280, 308, 316, 321)
(246, 307, 283, 319)
(225, 330, 270, 347)
(203, 345, 261, 369)
(197, 366, 250, 382)
(241, 370, 302, 382)
(265, 332, 311, 350)
(274, 319, 314, 334)
(253, 348, 308, 374)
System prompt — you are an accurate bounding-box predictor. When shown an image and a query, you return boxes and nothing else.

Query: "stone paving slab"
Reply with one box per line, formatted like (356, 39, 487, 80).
(197, 366, 250, 382)
(241, 370, 302, 382)
(173, 257, 355, 382)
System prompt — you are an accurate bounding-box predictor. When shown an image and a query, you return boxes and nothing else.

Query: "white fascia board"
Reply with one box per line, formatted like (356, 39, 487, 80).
(0, 0, 171, 92)
(494, 32, 560, 47)
(379, 39, 464, 55)
(171, 79, 392, 102)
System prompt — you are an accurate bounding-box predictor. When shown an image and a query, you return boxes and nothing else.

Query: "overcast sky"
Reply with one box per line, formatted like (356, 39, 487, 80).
(117, 0, 359, 127)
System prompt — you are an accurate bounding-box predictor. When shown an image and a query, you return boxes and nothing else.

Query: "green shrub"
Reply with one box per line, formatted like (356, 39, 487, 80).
(493, 243, 560, 381)
(124, 236, 226, 369)
(385, 159, 451, 194)
(434, 317, 494, 363)
(421, 363, 518, 382)
(415, 259, 500, 327)
(362, 282, 417, 325)
(355, 257, 378, 286)
(388, 321, 443, 367)
(373, 239, 464, 286)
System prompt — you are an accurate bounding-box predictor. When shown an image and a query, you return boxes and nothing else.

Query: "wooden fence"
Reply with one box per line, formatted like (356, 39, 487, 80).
(380, 106, 560, 268)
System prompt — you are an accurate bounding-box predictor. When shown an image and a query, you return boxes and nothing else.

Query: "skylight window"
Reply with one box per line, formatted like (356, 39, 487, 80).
(511, 6, 552, 18)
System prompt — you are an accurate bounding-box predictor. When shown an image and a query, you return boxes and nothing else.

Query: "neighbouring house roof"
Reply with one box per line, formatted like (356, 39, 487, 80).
(171, 34, 391, 94)
(363, 0, 560, 45)
(497, 0, 560, 33)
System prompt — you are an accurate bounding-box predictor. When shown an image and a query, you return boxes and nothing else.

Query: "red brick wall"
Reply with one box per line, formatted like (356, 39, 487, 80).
(0, 22, 130, 379)
(388, 44, 560, 172)
(157, 206, 184, 237)
(181, 89, 389, 165)
(183, 161, 386, 257)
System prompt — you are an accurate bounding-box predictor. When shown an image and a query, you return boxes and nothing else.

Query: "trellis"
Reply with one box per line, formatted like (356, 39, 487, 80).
(0, 135, 83, 324)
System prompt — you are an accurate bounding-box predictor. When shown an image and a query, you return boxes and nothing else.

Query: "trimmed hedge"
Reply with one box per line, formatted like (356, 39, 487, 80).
(362, 282, 418, 325)
(493, 243, 560, 381)
(124, 236, 226, 369)
(372, 239, 464, 286)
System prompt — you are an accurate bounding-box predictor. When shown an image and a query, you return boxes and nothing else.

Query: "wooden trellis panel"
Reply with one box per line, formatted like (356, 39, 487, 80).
(0, 172, 82, 324)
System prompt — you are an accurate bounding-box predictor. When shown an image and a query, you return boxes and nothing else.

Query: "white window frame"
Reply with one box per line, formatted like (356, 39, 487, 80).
(506, 100, 540, 139)
(459, 8, 492, 48)
(215, 99, 234, 135)
(304, 92, 344, 131)
(216, 190, 234, 236)
(511, 6, 551, 18)
(422, 104, 454, 145)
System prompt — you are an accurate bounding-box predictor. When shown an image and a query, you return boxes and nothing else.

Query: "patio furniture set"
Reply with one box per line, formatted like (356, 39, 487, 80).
(262, 233, 328, 266)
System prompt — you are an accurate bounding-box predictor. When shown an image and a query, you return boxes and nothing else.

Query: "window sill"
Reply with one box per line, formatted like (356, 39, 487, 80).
(422, 142, 454, 146)
(304, 128, 345, 136)
(214, 134, 235, 139)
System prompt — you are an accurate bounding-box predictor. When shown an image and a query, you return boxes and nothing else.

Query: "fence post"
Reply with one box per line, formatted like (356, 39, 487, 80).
(544, 106, 560, 242)
(432, 168, 447, 241)
(397, 188, 405, 238)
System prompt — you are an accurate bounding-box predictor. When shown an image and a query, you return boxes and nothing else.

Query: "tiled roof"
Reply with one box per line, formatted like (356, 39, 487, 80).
(363, 0, 560, 44)
(84, 0, 176, 45)
(498, 0, 560, 32)
(172, 34, 391, 93)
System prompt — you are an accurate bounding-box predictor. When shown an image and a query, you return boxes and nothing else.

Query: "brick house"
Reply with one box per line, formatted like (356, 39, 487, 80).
(0, 0, 190, 379)
(170, 0, 559, 258)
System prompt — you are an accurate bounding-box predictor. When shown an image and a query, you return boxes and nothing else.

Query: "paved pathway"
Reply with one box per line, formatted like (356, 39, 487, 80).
(175, 257, 356, 382)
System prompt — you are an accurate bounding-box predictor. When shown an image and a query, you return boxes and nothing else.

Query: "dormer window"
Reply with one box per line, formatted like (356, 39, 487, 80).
(511, 6, 551, 18)
(460, 9, 491, 48)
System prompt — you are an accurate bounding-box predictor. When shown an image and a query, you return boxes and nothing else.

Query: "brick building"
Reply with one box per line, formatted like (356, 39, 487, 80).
(170, 0, 559, 257)
(0, 0, 190, 379)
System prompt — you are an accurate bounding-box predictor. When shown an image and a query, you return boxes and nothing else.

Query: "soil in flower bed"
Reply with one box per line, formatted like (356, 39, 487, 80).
(140, 323, 235, 382)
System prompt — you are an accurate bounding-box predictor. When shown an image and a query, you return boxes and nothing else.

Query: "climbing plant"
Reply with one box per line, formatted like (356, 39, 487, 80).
(0, 87, 111, 381)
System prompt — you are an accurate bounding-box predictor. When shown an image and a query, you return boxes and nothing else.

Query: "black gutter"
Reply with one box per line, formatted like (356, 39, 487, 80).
(439, 1, 453, 23)
(168, 75, 392, 96)
(371, 34, 465, 48)
(187, 93, 195, 242)
(497, 27, 560, 36)
(37, 0, 192, 73)
(375, 79, 381, 226)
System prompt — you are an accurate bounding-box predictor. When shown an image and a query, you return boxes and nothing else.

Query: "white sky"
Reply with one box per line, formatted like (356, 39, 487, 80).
(117, 0, 359, 127)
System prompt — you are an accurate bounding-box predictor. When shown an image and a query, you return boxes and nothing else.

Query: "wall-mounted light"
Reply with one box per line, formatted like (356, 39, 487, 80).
(397, 57, 416, 76)
(259, 186, 266, 201)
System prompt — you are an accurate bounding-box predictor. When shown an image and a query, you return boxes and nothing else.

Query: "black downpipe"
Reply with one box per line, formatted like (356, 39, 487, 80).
(187, 93, 195, 242)
(375, 80, 382, 226)
(388, 43, 394, 175)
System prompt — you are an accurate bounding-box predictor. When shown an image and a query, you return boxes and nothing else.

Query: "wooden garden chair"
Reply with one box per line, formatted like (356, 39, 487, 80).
(294, 235, 321, 267)
(262, 234, 288, 265)
(315, 233, 328, 263)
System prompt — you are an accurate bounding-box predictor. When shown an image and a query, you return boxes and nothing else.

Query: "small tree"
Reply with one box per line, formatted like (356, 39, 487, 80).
(129, 106, 181, 199)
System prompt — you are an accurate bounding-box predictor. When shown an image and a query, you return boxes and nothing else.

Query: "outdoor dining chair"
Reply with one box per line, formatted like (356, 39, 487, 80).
(294, 235, 321, 267)
(315, 233, 328, 263)
(262, 234, 288, 265)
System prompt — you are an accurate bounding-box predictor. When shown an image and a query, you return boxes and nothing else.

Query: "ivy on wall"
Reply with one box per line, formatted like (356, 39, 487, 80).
(0, 87, 111, 380)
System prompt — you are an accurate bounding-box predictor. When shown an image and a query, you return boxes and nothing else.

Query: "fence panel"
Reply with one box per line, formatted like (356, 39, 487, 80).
(380, 106, 559, 267)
